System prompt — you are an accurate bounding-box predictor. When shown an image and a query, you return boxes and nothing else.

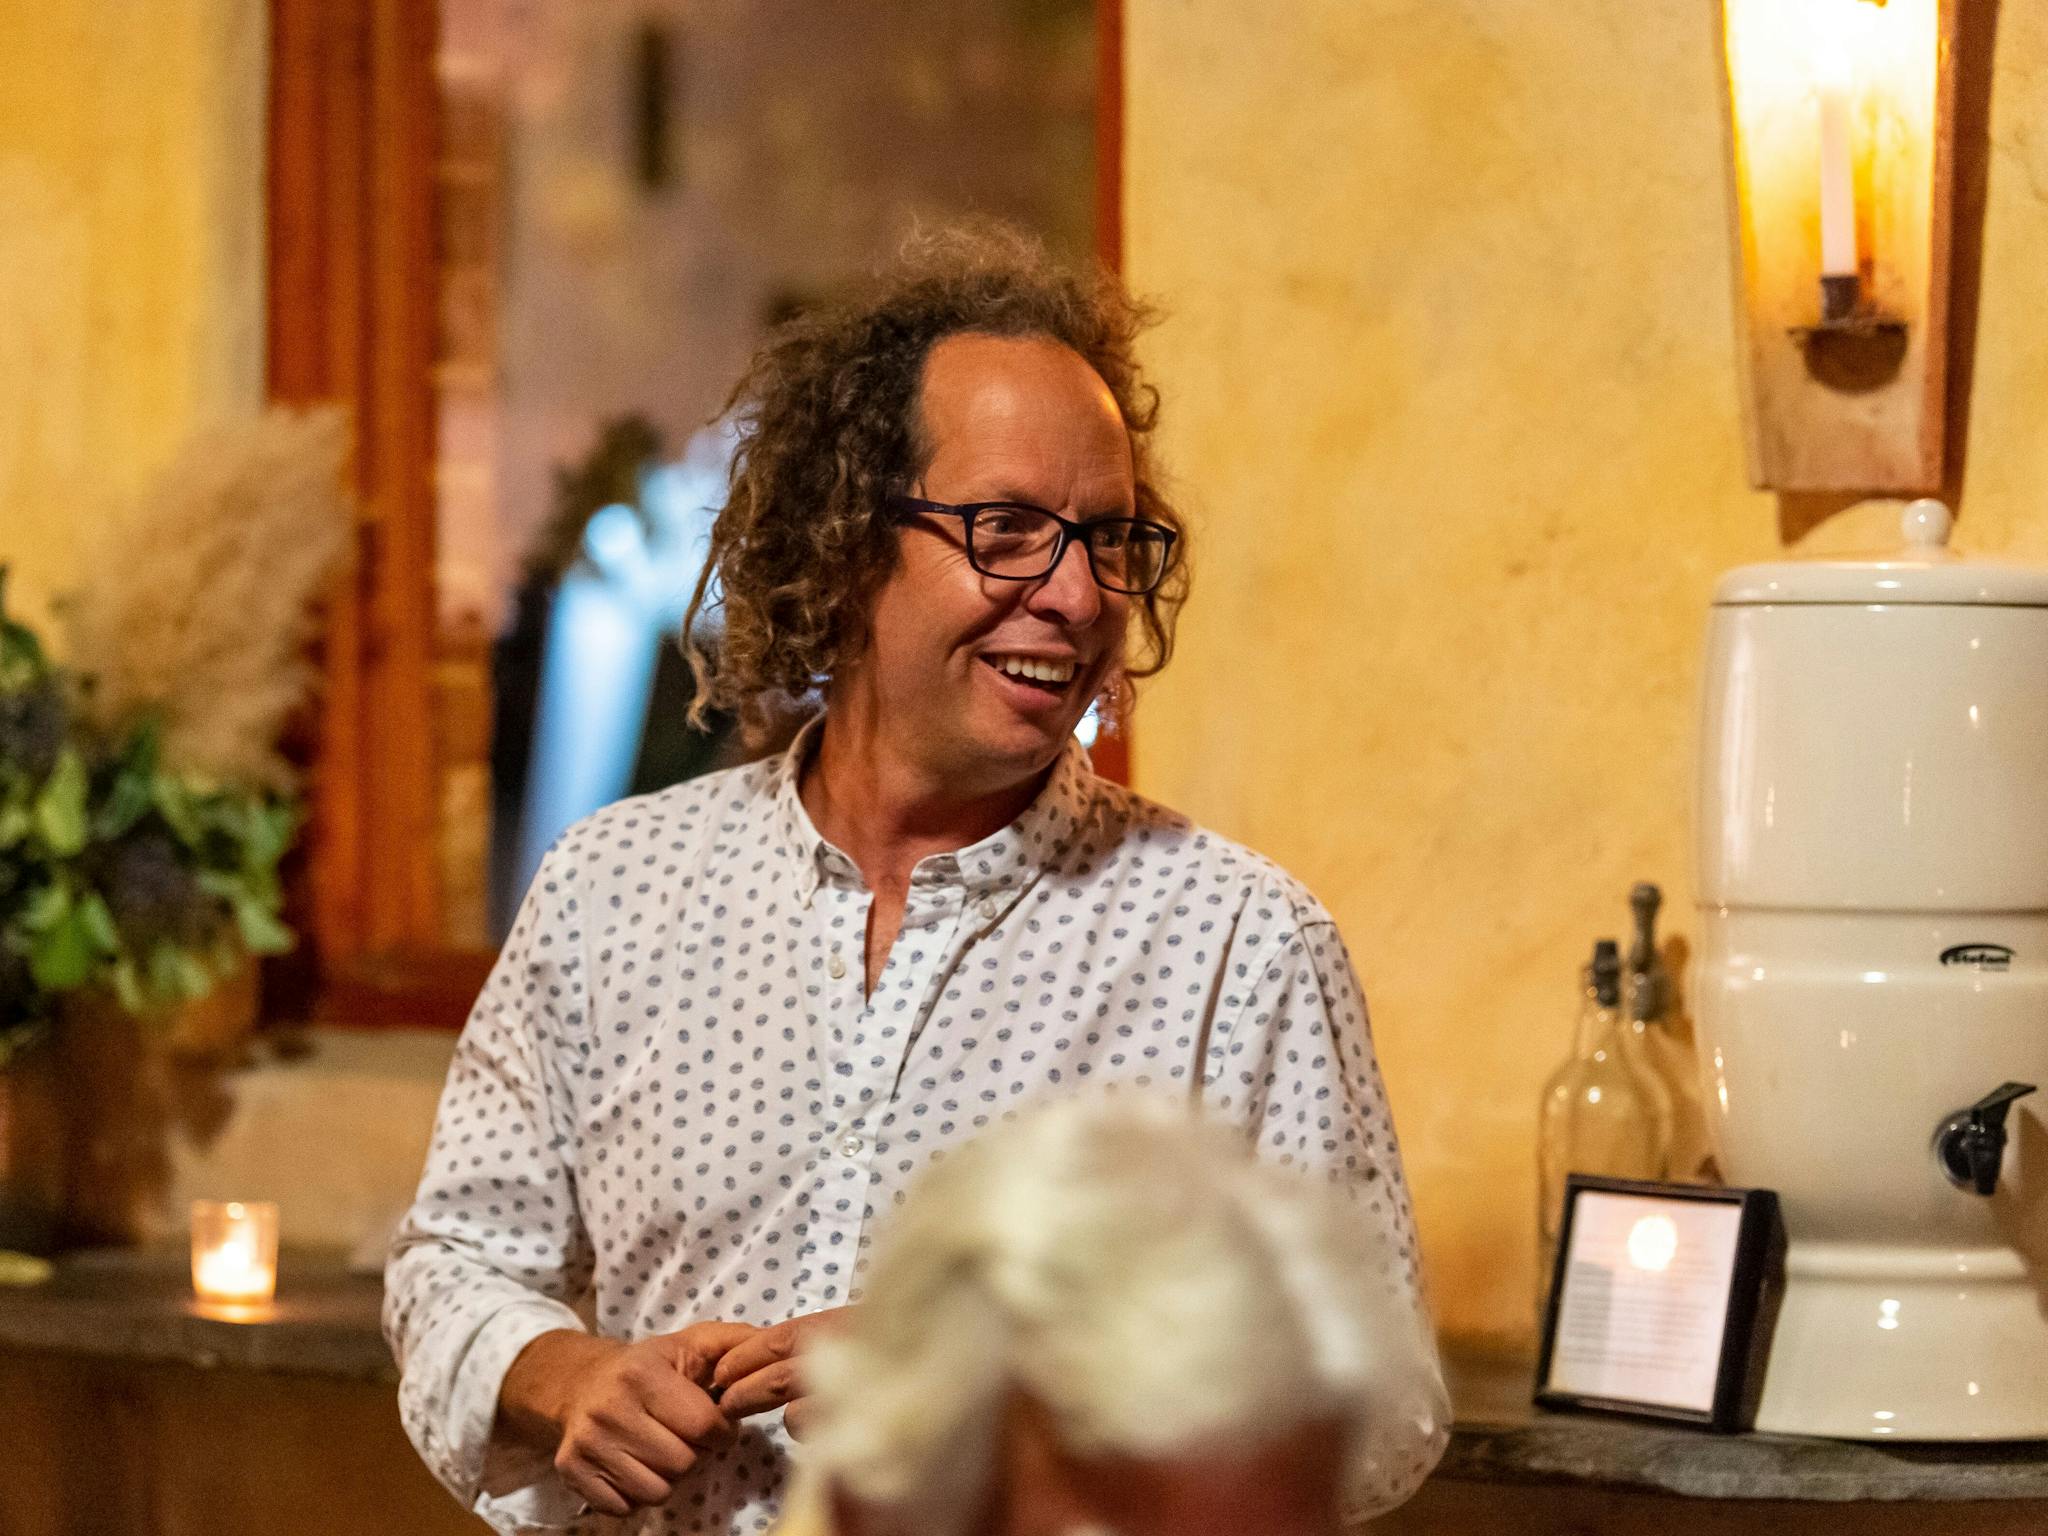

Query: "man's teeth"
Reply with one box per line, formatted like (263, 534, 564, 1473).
(990, 655, 1076, 685)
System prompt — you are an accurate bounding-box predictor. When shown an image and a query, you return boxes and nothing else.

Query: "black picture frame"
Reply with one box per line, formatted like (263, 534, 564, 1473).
(1534, 1175, 1785, 1433)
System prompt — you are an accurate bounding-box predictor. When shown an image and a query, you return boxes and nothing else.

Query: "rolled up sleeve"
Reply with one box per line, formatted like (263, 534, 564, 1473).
(384, 845, 598, 1530)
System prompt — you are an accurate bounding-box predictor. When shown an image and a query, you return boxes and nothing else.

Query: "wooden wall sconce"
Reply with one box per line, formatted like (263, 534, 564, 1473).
(1718, 0, 1957, 493)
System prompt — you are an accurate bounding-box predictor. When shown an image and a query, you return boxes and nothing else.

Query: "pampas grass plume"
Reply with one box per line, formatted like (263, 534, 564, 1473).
(64, 408, 353, 790)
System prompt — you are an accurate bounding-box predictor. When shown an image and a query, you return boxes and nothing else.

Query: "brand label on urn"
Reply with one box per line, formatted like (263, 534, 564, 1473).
(1941, 943, 2014, 971)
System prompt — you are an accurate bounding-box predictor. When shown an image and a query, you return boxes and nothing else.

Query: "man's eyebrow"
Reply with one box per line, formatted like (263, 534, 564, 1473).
(978, 489, 1136, 520)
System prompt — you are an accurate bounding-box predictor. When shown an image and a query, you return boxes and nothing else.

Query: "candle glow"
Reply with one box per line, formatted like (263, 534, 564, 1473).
(190, 1200, 279, 1305)
(1717, 0, 1950, 491)
(1721, 0, 1932, 300)
(1814, 38, 1857, 278)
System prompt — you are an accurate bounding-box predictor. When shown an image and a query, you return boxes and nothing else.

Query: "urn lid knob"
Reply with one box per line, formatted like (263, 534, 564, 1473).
(1901, 497, 1954, 551)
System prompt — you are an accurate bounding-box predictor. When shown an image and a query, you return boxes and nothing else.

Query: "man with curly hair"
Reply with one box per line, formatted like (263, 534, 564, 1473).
(387, 225, 1446, 1536)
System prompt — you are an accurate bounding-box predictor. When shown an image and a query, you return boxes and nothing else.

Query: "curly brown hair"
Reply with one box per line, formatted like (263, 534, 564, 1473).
(681, 222, 1188, 730)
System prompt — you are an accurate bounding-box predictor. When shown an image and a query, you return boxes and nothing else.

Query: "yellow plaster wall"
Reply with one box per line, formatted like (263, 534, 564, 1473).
(0, 2, 268, 632)
(1126, 0, 2048, 1345)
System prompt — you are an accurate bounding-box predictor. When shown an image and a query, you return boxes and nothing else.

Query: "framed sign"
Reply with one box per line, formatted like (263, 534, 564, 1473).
(1535, 1176, 1784, 1432)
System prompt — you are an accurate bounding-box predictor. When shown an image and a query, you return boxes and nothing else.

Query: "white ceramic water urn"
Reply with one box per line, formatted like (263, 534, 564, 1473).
(1694, 501, 2048, 1439)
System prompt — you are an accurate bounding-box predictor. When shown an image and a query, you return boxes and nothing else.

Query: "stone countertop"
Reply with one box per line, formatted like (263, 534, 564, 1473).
(0, 1248, 393, 1384)
(1442, 1348, 2048, 1502)
(4, 1254, 2047, 1501)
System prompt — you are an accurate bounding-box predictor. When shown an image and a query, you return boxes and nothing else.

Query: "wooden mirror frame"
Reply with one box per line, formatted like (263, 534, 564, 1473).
(267, 0, 1128, 1026)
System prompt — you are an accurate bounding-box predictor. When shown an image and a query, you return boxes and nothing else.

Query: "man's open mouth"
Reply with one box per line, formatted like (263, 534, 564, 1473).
(982, 653, 1078, 697)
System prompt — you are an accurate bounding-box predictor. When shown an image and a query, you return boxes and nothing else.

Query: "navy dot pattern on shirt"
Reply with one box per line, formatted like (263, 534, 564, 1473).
(385, 726, 1432, 1535)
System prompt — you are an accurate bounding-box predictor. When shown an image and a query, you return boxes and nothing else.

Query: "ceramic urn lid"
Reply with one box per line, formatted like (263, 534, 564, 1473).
(1713, 500, 2048, 607)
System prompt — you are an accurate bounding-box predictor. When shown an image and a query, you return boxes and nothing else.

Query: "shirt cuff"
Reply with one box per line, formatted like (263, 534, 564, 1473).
(458, 1299, 590, 1531)
(476, 1479, 593, 1534)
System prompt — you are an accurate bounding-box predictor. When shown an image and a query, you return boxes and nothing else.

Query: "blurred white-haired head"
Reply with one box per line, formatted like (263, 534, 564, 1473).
(801, 1096, 1448, 1536)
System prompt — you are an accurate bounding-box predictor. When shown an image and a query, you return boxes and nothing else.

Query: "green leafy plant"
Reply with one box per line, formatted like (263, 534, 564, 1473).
(0, 569, 296, 1061)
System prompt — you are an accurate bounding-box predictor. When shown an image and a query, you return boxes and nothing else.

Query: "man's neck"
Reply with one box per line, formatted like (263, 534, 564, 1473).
(798, 713, 1051, 897)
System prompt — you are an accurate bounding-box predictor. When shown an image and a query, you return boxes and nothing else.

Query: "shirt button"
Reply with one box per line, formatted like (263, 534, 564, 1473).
(840, 1133, 865, 1158)
(978, 898, 999, 920)
(828, 952, 847, 980)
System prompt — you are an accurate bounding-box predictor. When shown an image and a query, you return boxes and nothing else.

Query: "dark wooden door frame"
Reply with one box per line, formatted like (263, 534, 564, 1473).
(268, 0, 446, 987)
(1091, 0, 1132, 788)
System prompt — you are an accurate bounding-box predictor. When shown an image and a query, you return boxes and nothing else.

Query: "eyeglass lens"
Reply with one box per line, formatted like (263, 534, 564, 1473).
(968, 507, 1170, 593)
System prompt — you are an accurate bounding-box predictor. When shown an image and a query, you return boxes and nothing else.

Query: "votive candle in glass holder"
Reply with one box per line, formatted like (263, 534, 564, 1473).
(190, 1200, 279, 1306)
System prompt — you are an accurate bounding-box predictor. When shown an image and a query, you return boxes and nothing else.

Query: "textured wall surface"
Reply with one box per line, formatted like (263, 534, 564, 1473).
(162, 1029, 458, 1256)
(1125, 0, 2048, 1344)
(0, 2, 267, 630)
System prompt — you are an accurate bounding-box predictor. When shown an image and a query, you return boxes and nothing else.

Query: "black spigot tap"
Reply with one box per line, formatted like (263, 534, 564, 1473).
(1934, 1082, 2037, 1196)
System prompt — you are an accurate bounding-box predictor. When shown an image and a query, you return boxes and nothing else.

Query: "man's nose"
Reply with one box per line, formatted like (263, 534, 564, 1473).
(1025, 534, 1103, 626)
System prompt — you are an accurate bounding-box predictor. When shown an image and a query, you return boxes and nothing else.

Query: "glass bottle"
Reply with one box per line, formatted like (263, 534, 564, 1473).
(1624, 882, 1715, 1183)
(1536, 939, 1673, 1320)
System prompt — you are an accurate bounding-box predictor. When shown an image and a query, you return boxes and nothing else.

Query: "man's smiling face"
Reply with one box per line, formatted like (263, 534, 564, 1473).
(837, 332, 1135, 798)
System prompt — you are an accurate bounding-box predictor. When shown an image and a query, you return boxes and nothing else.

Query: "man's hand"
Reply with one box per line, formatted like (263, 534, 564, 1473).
(711, 1307, 853, 1441)
(499, 1323, 758, 1517)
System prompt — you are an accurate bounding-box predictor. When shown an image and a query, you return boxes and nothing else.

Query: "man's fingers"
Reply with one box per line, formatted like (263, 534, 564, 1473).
(783, 1396, 818, 1442)
(716, 1359, 800, 1420)
(556, 1452, 634, 1518)
(539, 1327, 775, 1519)
(590, 1403, 702, 1480)
(663, 1321, 762, 1386)
(583, 1440, 676, 1510)
(639, 1366, 738, 1448)
(712, 1323, 796, 1392)
(710, 1308, 854, 1390)
(567, 1475, 629, 1519)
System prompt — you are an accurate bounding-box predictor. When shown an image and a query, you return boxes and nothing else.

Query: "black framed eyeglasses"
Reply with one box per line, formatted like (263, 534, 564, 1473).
(887, 496, 1179, 596)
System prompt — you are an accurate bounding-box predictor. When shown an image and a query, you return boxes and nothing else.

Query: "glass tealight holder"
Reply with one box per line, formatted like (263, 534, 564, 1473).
(190, 1200, 279, 1308)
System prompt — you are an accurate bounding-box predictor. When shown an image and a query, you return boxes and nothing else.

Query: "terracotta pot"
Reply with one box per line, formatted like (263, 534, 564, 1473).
(49, 990, 176, 1249)
(0, 960, 259, 1253)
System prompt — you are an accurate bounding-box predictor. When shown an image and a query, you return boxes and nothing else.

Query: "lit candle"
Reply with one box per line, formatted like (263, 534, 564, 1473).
(190, 1200, 279, 1306)
(1816, 42, 1857, 279)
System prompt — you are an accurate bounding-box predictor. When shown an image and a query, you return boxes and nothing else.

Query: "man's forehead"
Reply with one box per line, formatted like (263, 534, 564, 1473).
(922, 333, 1115, 417)
(916, 333, 1132, 493)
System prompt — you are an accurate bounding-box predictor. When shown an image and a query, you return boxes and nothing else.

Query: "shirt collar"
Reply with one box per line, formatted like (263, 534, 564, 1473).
(771, 715, 1100, 906)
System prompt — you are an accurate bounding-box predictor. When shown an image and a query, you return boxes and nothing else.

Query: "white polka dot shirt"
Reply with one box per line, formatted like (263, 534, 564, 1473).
(385, 726, 1445, 1534)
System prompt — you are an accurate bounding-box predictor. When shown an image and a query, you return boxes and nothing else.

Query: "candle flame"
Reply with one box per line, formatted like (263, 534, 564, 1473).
(195, 1231, 274, 1301)
(191, 1202, 278, 1305)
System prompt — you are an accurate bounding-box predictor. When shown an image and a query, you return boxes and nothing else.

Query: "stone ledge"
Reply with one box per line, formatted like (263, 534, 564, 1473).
(6, 1258, 2046, 1503)
(1443, 1348, 2048, 1502)
(0, 1249, 392, 1384)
